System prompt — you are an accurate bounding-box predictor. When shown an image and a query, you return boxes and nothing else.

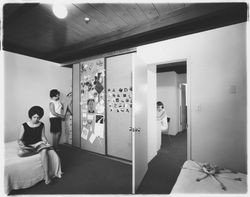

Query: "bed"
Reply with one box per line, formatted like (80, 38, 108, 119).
(4, 141, 62, 194)
(171, 160, 247, 194)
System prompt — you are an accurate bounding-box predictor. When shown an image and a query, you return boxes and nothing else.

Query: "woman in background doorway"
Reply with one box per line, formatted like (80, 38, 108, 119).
(157, 101, 169, 132)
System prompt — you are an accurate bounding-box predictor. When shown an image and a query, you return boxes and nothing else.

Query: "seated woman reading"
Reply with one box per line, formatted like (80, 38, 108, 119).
(18, 106, 58, 184)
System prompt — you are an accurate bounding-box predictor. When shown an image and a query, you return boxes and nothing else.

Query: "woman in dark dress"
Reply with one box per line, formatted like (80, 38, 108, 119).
(18, 106, 54, 184)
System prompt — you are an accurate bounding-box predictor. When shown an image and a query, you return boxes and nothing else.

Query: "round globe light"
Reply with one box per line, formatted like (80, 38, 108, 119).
(52, 4, 68, 19)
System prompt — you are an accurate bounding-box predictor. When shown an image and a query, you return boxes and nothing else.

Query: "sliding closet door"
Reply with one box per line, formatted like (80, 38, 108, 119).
(106, 53, 133, 161)
(79, 58, 106, 154)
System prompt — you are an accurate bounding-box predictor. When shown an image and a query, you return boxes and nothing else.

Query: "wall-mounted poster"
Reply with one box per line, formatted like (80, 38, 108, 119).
(80, 58, 105, 154)
(107, 87, 132, 113)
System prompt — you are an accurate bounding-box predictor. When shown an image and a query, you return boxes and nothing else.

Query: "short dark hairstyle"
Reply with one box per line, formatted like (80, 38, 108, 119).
(50, 89, 60, 98)
(87, 99, 95, 104)
(84, 82, 92, 91)
(157, 101, 164, 108)
(28, 106, 44, 119)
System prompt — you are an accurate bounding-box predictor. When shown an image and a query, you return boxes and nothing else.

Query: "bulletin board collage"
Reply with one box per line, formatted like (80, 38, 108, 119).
(80, 59, 105, 147)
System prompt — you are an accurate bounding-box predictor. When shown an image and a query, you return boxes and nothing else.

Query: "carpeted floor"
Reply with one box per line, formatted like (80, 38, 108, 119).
(136, 130, 187, 194)
(10, 145, 132, 195)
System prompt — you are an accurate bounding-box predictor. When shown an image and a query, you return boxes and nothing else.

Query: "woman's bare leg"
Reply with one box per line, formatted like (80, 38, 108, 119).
(40, 149, 51, 184)
(56, 132, 61, 148)
(52, 133, 57, 148)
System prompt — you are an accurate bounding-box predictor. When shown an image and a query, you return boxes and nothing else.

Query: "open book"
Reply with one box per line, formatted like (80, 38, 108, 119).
(22, 141, 52, 152)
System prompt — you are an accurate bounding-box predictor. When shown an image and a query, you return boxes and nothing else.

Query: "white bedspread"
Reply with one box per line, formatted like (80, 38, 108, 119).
(4, 141, 62, 194)
(171, 160, 247, 194)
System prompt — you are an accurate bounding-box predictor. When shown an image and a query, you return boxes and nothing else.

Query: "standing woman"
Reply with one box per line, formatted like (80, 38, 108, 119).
(49, 89, 64, 150)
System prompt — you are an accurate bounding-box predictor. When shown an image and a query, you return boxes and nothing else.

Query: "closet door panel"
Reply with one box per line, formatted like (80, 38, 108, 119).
(106, 53, 133, 161)
(80, 58, 106, 154)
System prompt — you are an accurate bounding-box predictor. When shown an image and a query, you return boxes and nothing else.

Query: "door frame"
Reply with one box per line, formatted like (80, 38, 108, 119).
(154, 58, 191, 159)
(179, 83, 187, 131)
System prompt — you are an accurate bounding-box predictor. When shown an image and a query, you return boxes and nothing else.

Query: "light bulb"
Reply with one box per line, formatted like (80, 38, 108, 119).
(52, 4, 68, 19)
(84, 17, 90, 24)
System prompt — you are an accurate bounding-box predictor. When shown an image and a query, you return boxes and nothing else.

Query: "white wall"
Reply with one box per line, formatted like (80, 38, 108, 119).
(4, 51, 72, 144)
(138, 22, 247, 173)
(157, 71, 179, 135)
(147, 65, 158, 162)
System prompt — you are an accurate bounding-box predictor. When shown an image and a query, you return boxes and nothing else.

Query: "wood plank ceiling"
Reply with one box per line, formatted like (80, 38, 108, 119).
(3, 3, 247, 64)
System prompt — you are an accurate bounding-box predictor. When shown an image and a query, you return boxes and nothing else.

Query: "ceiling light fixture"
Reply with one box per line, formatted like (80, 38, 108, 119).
(52, 4, 68, 19)
(84, 17, 90, 24)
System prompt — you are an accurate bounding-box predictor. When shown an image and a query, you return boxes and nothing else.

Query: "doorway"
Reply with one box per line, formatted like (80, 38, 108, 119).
(136, 60, 188, 194)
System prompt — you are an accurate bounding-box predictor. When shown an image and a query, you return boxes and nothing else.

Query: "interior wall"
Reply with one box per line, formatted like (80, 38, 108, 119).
(157, 71, 179, 135)
(4, 51, 72, 144)
(137, 22, 247, 173)
(147, 65, 157, 162)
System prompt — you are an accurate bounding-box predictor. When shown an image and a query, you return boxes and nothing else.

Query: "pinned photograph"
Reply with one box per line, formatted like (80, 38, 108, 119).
(81, 127, 89, 140)
(89, 133, 97, 144)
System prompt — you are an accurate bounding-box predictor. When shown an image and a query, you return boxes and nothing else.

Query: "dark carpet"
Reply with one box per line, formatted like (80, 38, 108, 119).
(136, 130, 187, 194)
(10, 145, 132, 195)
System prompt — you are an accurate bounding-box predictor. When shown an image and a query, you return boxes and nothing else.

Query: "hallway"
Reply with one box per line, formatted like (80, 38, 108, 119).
(137, 130, 187, 194)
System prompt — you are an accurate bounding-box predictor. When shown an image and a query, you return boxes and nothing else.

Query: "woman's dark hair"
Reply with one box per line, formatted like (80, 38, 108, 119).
(50, 89, 60, 98)
(87, 98, 95, 104)
(28, 106, 44, 119)
(84, 82, 92, 91)
(157, 101, 164, 108)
